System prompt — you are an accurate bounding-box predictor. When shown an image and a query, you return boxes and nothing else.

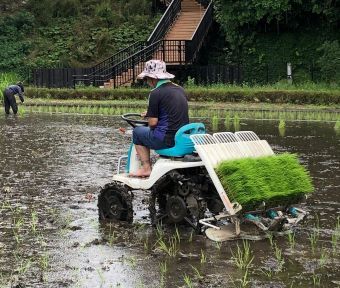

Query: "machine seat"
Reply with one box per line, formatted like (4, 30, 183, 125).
(155, 123, 206, 157)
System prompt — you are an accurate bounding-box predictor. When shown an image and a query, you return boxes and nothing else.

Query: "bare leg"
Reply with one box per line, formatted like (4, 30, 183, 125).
(131, 145, 152, 177)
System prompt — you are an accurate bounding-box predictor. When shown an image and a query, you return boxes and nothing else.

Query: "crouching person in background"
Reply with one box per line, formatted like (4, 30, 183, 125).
(3, 82, 24, 115)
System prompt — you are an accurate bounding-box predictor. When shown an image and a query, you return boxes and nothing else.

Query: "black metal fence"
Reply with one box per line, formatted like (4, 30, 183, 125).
(170, 65, 242, 85)
(32, 68, 92, 88)
(31, 62, 322, 88)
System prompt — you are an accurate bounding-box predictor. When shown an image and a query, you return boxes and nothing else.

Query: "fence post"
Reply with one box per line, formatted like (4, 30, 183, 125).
(113, 66, 116, 89)
(162, 40, 166, 61)
(132, 55, 136, 85)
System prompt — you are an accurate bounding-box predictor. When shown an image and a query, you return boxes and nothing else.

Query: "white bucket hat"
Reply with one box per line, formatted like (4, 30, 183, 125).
(137, 59, 175, 80)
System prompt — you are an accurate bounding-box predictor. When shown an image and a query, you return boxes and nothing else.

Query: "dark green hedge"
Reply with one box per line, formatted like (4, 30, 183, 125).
(26, 87, 340, 105)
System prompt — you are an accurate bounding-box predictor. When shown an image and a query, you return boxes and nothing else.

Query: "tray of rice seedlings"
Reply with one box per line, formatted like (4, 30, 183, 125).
(216, 153, 314, 212)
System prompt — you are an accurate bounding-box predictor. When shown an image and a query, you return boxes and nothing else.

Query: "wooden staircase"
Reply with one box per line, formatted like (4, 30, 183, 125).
(154, 0, 206, 64)
(166, 0, 205, 40)
(103, 0, 208, 88)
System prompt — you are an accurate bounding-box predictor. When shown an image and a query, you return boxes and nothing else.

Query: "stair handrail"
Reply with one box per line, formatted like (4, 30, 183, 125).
(73, 41, 145, 86)
(147, 0, 181, 45)
(90, 41, 145, 83)
(187, 1, 213, 63)
(94, 40, 164, 87)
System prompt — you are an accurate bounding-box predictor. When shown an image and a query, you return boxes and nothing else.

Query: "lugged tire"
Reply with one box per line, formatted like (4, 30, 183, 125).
(97, 182, 133, 223)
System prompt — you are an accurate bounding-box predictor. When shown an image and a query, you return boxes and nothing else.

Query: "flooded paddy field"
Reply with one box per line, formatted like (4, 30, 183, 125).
(0, 113, 339, 288)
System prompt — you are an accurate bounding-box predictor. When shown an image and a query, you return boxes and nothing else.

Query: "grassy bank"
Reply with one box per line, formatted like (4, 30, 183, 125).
(26, 83, 340, 105)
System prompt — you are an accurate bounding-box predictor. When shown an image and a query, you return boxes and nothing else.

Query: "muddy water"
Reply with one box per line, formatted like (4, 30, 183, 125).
(0, 113, 339, 288)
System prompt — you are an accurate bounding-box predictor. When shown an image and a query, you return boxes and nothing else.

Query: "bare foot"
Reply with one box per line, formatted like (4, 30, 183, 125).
(129, 168, 151, 178)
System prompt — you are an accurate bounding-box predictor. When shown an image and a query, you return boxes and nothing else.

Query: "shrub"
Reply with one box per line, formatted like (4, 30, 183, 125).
(317, 40, 340, 84)
(25, 86, 340, 105)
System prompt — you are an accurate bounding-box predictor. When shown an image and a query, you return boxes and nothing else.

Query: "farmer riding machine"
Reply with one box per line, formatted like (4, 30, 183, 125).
(98, 113, 313, 241)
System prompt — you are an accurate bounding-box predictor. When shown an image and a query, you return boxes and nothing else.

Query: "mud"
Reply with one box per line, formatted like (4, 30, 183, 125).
(0, 113, 339, 288)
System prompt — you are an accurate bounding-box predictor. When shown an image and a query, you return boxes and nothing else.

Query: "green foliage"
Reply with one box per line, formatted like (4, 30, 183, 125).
(216, 153, 314, 211)
(213, 0, 340, 83)
(0, 72, 19, 100)
(0, 11, 33, 71)
(317, 40, 340, 84)
(0, 0, 157, 70)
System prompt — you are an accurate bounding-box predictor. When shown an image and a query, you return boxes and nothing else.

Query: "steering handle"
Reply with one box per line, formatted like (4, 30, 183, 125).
(121, 113, 148, 128)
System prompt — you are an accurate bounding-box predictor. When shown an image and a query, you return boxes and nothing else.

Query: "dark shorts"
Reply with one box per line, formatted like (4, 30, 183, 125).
(133, 126, 169, 150)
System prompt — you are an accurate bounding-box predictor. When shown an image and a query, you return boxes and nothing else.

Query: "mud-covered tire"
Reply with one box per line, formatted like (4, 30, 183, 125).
(98, 182, 133, 222)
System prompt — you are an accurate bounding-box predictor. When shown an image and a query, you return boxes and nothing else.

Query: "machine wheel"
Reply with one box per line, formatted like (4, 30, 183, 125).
(150, 170, 206, 230)
(98, 182, 133, 222)
(166, 196, 187, 223)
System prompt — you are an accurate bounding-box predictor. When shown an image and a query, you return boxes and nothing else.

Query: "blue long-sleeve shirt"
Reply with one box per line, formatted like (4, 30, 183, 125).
(7, 85, 24, 102)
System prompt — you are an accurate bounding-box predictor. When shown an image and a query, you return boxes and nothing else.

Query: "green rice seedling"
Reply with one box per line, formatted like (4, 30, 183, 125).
(108, 230, 116, 247)
(287, 232, 296, 250)
(188, 230, 194, 242)
(156, 233, 179, 257)
(309, 229, 319, 255)
(216, 153, 314, 211)
(39, 252, 49, 271)
(267, 233, 274, 248)
(334, 121, 340, 136)
(31, 210, 38, 233)
(175, 226, 181, 243)
(224, 113, 231, 130)
(156, 224, 164, 242)
(85, 106, 91, 114)
(200, 249, 207, 264)
(279, 119, 286, 137)
(231, 240, 253, 270)
(312, 273, 321, 286)
(160, 261, 167, 288)
(240, 269, 251, 288)
(211, 115, 219, 131)
(143, 236, 149, 252)
(331, 233, 338, 255)
(190, 265, 203, 280)
(96, 268, 106, 286)
(233, 114, 240, 131)
(273, 244, 284, 271)
(318, 248, 328, 268)
(16, 258, 31, 276)
(17, 106, 26, 117)
(332, 217, 340, 255)
(260, 267, 273, 279)
(125, 256, 137, 268)
(183, 274, 193, 288)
